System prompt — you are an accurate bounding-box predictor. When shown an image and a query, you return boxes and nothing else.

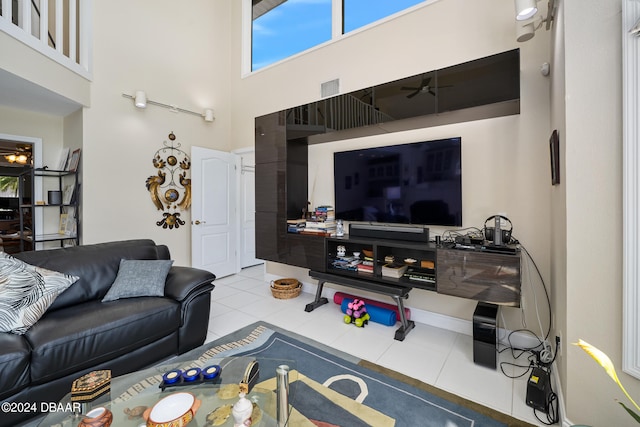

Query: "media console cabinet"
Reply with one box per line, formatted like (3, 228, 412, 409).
(305, 235, 521, 341)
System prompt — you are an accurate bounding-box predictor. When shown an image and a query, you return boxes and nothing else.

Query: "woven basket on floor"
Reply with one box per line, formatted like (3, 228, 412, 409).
(270, 278, 302, 299)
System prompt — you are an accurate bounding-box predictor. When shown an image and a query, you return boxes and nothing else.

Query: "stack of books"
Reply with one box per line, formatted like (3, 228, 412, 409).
(331, 256, 361, 271)
(356, 261, 374, 274)
(287, 218, 306, 233)
(357, 252, 375, 273)
(303, 205, 336, 236)
(381, 262, 409, 278)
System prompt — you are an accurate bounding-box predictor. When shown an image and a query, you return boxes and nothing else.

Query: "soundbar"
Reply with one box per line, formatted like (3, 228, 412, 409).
(349, 222, 429, 242)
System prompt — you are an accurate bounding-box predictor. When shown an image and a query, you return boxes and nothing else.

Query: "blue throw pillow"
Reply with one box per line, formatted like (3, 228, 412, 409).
(102, 259, 173, 302)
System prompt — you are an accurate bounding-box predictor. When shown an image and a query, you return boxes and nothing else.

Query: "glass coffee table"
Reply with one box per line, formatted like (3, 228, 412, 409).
(39, 356, 302, 427)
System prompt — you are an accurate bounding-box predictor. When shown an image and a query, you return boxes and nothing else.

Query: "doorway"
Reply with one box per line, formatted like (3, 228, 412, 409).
(190, 147, 262, 279)
(0, 133, 42, 253)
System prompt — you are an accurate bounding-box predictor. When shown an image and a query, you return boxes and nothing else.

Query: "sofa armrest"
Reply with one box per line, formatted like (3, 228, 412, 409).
(164, 266, 215, 302)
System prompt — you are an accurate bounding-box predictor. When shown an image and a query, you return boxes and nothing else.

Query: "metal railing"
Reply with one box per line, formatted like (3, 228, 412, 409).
(287, 93, 394, 132)
(0, 0, 92, 79)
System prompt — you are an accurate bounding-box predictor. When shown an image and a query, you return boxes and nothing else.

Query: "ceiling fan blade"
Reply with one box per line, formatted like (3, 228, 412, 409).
(401, 86, 419, 91)
(406, 90, 420, 99)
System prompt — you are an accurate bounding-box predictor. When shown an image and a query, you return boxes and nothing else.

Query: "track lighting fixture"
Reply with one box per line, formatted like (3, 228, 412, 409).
(514, 0, 538, 21)
(515, 0, 556, 43)
(122, 91, 214, 122)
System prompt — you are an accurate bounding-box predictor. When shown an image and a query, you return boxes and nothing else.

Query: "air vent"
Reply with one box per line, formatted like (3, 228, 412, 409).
(321, 79, 340, 98)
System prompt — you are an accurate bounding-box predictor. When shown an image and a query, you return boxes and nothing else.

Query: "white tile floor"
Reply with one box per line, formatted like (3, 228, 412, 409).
(206, 265, 551, 426)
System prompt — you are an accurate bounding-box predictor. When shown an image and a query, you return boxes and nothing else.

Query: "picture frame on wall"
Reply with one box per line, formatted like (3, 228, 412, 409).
(67, 149, 81, 172)
(549, 129, 560, 185)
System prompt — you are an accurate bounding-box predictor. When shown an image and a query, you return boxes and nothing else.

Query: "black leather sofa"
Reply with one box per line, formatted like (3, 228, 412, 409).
(0, 239, 216, 426)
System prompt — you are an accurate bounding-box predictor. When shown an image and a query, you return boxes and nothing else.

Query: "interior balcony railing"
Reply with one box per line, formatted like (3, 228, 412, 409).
(286, 93, 394, 136)
(0, 0, 92, 80)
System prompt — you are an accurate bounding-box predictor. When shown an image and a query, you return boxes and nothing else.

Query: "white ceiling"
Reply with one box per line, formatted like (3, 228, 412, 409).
(0, 68, 82, 117)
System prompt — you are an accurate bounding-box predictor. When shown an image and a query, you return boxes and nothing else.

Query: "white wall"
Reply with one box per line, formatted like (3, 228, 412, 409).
(558, 1, 638, 426)
(0, 31, 90, 107)
(80, 0, 233, 266)
(0, 105, 63, 167)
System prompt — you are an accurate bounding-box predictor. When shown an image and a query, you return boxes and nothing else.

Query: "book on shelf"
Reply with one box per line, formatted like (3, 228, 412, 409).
(381, 262, 409, 278)
(332, 257, 361, 271)
(403, 270, 435, 283)
(287, 218, 306, 225)
(299, 229, 332, 236)
(311, 205, 335, 222)
(357, 263, 374, 273)
(305, 221, 336, 229)
(287, 218, 306, 233)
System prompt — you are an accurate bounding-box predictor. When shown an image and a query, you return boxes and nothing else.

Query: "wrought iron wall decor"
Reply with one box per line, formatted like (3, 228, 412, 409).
(146, 132, 191, 229)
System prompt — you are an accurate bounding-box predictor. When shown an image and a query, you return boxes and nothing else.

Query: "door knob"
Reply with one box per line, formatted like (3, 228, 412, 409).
(194, 220, 202, 225)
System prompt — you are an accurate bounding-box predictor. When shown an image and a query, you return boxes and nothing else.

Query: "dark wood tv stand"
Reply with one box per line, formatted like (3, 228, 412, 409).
(305, 235, 521, 341)
(306, 235, 437, 340)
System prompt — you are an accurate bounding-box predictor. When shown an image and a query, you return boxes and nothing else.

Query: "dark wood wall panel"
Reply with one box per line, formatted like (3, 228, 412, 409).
(255, 112, 286, 163)
(255, 162, 286, 213)
(287, 234, 326, 272)
(255, 211, 287, 263)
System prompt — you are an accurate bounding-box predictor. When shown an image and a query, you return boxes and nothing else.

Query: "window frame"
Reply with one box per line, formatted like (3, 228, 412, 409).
(242, 0, 437, 76)
(623, 0, 640, 380)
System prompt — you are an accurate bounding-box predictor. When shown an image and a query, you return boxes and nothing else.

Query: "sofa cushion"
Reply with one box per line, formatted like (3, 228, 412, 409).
(24, 298, 180, 384)
(0, 252, 79, 334)
(102, 259, 173, 302)
(0, 333, 30, 400)
(15, 240, 164, 311)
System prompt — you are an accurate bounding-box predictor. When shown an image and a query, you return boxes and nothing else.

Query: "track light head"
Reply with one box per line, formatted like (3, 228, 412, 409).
(515, 0, 537, 21)
(134, 90, 147, 108)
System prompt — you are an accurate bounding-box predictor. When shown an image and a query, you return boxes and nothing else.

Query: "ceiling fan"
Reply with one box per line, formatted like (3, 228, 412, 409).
(0, 143, 32, 166)
(400, 75, 451, 99)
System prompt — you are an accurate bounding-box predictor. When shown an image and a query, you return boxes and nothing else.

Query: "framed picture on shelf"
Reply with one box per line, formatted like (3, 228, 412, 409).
(57, 148, 70, 171)
(67, 149, 81, 172)
(58, 210, 76, 236)
(62, 184, 75, 205)
(59, 213, 69, 235)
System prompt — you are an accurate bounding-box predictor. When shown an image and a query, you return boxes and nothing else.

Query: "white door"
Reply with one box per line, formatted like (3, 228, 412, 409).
(235, 149, 262, 268)
(191, 146, 238, 279)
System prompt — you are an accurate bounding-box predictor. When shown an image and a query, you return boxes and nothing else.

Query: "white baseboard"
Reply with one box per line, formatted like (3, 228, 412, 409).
(268, 273, 543, 348)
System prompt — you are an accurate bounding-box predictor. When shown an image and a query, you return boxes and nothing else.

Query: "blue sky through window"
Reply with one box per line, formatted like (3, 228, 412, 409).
(343, 0, 425, 33)
(251, 0, 426, 71)
(252, 0, 332, 71)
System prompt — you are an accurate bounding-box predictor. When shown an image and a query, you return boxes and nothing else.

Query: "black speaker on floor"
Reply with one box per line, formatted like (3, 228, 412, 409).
(473, 302, 498, 369)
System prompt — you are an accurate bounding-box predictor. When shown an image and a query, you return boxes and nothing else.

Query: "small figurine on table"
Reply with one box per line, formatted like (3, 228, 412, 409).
(232, 392, 253, 427)
(343, 299, 371, 327)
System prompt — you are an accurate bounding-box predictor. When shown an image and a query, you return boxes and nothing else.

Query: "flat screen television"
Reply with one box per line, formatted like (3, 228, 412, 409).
(334, 137, 462, 226)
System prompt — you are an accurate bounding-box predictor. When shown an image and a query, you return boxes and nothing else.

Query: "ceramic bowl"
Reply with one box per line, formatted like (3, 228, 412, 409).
(144, 392, 201, 427)
(77, 406, 113, 427)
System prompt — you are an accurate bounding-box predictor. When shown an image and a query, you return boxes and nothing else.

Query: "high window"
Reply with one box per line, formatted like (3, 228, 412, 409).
(342, 0, 425, 33)
(249, 0, 429, 72)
